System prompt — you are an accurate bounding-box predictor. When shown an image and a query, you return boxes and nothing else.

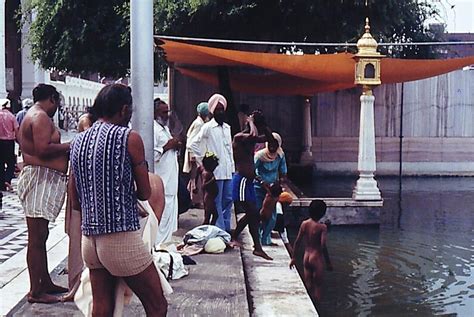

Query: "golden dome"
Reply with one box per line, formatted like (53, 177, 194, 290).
(356, 18, 380, 56)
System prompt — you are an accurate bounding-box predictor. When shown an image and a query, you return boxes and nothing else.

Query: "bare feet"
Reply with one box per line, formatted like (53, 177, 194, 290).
(262, 242, 279, 247)
(253, 249, 273, 261)
(229, 240, 243, 248)
(43, 283, 68, 294)
(27, 293, 61, 304)
(60, 292, 75, 302)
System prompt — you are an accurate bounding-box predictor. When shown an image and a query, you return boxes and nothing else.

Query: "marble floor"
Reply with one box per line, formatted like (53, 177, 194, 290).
(0, 179, 68, 316)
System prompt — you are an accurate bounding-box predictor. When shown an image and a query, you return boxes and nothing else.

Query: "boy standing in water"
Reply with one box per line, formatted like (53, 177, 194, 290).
(201, 152, 219, 225)
(290, 199, 329, 301)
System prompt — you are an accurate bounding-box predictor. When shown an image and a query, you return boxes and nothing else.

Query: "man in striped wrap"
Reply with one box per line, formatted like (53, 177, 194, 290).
(17, 84, 70, 303)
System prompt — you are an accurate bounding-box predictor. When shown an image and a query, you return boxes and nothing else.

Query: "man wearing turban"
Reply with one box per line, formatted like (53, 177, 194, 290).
(183, 102, 209, 207)
(189, 94, 235, 231)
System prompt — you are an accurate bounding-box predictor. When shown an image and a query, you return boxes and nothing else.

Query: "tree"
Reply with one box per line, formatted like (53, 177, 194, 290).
(21, 0, 440, 78)
(21, 0, 129, 78)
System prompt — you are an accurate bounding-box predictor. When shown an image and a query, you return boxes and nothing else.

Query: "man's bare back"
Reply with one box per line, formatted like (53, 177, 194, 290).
(233, 136, 257, 179)
(290, 216, 328, 301)
(299, 219, 327, 268)
(19, 106, 69, 173)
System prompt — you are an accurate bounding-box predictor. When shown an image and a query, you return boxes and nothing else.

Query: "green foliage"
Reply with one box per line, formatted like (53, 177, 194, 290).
(21, 0, 129, 78)
(20, 0, 440, 78)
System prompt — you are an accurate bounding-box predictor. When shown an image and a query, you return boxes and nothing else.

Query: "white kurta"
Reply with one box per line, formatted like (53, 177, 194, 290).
(153, 121, 179, 245)
(183, 116, 204, 173)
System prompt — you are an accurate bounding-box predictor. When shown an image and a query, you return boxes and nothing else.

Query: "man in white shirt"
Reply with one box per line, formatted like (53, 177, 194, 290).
(153, 98, 182, 245)
(189, 94, 234, 232)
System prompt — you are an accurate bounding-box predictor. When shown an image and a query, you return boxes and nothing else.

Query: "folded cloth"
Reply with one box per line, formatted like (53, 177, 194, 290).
(183, 225, 231, 248)
(17, 165, 67, 222)
(204, 237, 226, 254)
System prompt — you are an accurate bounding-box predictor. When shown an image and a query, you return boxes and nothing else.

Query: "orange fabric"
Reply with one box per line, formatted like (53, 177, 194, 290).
(177, 67, 355, 96)
(158, 39, 474, 95)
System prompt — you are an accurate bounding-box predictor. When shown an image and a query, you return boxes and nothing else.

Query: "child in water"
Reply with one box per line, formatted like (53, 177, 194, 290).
(289, 199, 330, 301)
(201, 152, 219, 225)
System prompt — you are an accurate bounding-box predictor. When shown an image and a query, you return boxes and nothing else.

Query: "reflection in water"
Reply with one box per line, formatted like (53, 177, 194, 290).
(291, 177, 474, 316)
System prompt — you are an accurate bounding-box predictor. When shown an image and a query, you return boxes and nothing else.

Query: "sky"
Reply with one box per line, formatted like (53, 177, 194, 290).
(428, 0, 474, 33)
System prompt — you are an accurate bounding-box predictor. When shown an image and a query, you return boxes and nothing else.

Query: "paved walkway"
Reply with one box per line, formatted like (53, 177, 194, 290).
(1, 208, 249, 316)
(0, 128, 317, 316)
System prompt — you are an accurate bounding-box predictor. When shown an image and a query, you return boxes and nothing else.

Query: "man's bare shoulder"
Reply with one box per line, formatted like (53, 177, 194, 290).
(303, 219, 326, 230)
(25, 108, 53, 125)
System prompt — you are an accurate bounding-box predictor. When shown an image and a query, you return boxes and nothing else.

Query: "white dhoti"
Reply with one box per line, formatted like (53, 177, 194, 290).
(155, 194, 178, 245)
(153, 121, 179, 246)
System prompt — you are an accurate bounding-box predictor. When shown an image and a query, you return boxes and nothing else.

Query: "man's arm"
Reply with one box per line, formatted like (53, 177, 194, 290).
(254, 125, 275, 144)
(69, 171, 81, 212)
(31, 112, 69, 158)
(188, 126, 206, 163)
(279, 155, 288, 183)
(289, 222, 305, 268)
(153, 125, 179, 162)
(128, 130, 151, 201)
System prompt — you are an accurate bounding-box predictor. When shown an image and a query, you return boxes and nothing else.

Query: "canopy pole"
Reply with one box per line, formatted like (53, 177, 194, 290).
(130, 0, 154, 172)
(353, 88, 381, 200)
(300, 97, 313, 164)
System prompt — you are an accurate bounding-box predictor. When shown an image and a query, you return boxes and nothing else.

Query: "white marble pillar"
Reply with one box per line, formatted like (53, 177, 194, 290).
(21, 7, 35, 98)
(130, 0, 154, 172)
(0, 0, 7, 98)
(353, 90, 381, 200)
(300, 98, 313, 164)
(21, 5, 46, 98)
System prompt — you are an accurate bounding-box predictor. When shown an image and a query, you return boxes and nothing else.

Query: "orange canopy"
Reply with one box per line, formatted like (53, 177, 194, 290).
(157, 39, 474, 95)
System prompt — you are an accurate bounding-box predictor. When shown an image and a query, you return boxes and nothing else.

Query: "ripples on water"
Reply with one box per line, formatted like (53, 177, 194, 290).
(292, 177, 474, 316)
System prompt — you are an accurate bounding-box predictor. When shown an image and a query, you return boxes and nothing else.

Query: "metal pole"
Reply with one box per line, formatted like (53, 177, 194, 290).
(130, 0, 154, 172)
(398, 82, 404, 181)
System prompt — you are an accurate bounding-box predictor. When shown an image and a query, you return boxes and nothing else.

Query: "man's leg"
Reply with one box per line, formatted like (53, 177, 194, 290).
(214, 180, 225, 230)
(221, 179, 233, 232)
(245, 202, 273, 260)
(233, 201, 272, 261)
(5, 140, 15, 185)
(26, 217, 61, 303)
(89, 268, 117, 317)
(124, 263, 168, 317)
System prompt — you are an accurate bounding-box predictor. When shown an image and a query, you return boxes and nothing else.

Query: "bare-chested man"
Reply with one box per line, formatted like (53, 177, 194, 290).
(289, 200, 329, 301)
(231, 110, 275, 260)
(17, 84, 70, 303)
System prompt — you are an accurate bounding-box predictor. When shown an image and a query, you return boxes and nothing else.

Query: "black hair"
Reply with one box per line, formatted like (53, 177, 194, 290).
(86, 106, 98, 124)
(32, 84, 59, 103)
(251, 109, 265, 128)
(92, 84, 132, 118)
(154, 97, 167, 111)
(202, 155, 219, 171)
(269, 182, 283, 198)
(308, 200, 327, 221)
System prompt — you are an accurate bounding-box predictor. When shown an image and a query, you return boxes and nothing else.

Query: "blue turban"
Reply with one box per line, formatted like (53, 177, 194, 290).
(196, 102, 209, 116)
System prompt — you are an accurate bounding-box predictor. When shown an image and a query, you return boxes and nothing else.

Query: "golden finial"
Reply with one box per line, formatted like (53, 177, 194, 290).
(365, 17, 370, 33)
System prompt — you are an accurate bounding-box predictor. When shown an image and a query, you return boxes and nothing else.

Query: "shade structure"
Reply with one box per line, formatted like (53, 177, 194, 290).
(157, 38, 474, 95)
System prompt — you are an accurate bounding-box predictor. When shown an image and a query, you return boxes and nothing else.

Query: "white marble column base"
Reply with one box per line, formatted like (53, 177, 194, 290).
(353, 172, 381, 200)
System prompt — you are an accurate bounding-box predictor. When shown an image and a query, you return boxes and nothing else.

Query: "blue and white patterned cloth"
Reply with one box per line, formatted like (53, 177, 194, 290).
(71, 121, 139, 236)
